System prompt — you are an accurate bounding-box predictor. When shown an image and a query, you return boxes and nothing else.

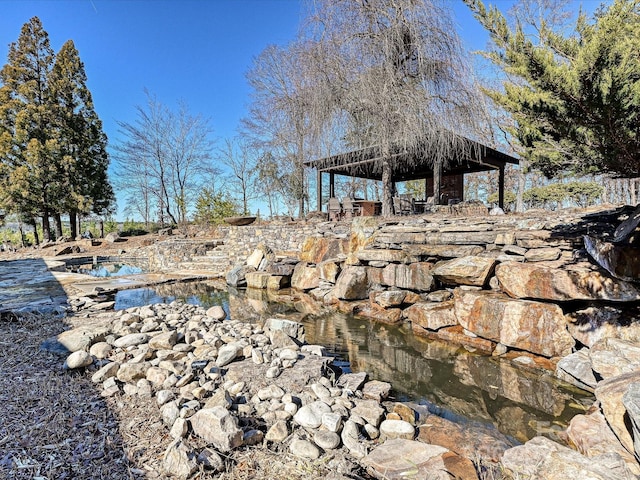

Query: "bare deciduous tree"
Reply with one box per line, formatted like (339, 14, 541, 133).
(113, 91, 214, 226)
(301, 0, 488, 214)
(217, 138, 257, 215)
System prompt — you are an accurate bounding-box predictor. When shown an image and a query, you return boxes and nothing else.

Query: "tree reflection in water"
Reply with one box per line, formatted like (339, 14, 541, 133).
(114, 282, 594, 443)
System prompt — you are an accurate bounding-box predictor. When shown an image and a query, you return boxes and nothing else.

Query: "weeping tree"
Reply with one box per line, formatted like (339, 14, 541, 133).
(300, 0, 487, 214)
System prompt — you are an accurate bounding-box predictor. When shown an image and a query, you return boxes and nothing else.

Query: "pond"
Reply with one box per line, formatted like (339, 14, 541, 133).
(115, 280, 594, 444)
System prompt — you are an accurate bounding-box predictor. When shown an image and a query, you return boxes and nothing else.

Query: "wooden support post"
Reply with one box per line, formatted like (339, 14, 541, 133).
(329, 172, 335, 199)
(317, 170, 322, 212)
(499, 165, 505, 210)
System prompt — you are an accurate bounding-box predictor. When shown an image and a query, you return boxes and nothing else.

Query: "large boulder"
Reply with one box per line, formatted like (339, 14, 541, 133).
(432, 256, 497, 287)
(622, 382, 640, 463)
(595, 371, 640, 454)
(495, 262, 640, 302)
(589, 337, 640, 380)
(556, 349, 598, 392)
(363, 439, 477, 480)
(454, 290, 574, 358)
(380, 263, 434, 291)
(404, 301, 458, 332)
(566, 306, 640, 348)
(502, 435, 632, 479)
(291, 262, 320, 291)
(567, 411, 640, 475)
(299, 237, 349, 264)
(334, 266, 368, 300)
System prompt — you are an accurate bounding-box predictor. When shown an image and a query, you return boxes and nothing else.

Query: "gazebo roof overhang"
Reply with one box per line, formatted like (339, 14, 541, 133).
(306, 136, 519, 182)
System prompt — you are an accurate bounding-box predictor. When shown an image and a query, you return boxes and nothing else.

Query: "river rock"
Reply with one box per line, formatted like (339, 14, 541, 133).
(189, 406, 243, 452)
(265, 420, 289, 442)
(163, 438, 197, 479)
(350, 399, 385, 427)
(379, 419, 414, 440)
(216, 343, 241, 367)
(117, 362, 150, 383)
(454, 290, 574, 358)
(314, 430, 341, 450)
(56, 326, 109, 352)
(264, 317, 305, 343)
(589, 337, 640, 380)
(290, 438, 321, 459)
(404, 300, 457, 332)
(501, 435, 631, 480)
(291, 262, 320, 290)
(91, 361, 120, 383)
(206, 305, 226, 320)
(337, 372, 368, 392)
(362, 439, 452, 480)
(64, 350, 93, 369)
(432, 256, 496, 287)
(197, 448, 224, 472)
(373, 290, 406, 307)
(148, 331, 178, 350)
(362, 380, 391, 401)
(89, 341, 112, 359)
(595, 371, 640, 454)
(293, 400, 332, 429)
(114, 333, 149, 348)
(495, 262, 640, 301)
(567, 411, 640, 475)
(334, 266, 369, 300)
(341, 420, 367, 459)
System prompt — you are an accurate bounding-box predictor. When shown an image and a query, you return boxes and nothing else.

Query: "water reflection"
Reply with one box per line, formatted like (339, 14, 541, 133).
(114, 282, 593, 443)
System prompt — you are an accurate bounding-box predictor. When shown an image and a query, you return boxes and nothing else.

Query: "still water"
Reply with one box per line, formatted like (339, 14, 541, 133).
(115, 280, 594, 444)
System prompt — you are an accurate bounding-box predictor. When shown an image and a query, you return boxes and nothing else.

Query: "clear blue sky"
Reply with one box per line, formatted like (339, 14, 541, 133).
(0, 0, 595, 219)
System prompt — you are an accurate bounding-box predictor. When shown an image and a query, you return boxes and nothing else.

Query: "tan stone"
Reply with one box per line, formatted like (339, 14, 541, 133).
(567, 411, 640, 475)
(245, 271, 271, 289)
(299, 237, 349, 264)
(334, 266, 368, 300)
(432, 256, 496, 287)
(495, 262, 640, 301)
(291, 262, 320, 291)
(595, 371, 640, 454)
(403, 244, 485, 258)
(589, 337, 640, 380)
(404, 301, 457, 331)
(524, 247, 561, 262)
(358, 302, 403, 324)
(356, 249, 420, 264)
(454, 289, 574, 358)
(317, 260, 341, 283)
(266, 275, 289, 290)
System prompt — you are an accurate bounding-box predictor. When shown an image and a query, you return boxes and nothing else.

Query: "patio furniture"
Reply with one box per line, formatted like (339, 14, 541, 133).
(328, 197, 343, 221)
(393, 194, 414, 215)
(342, 197, 362, 218)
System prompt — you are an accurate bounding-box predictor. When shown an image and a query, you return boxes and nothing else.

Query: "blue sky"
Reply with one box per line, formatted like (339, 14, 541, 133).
(0, 0, 595, 219)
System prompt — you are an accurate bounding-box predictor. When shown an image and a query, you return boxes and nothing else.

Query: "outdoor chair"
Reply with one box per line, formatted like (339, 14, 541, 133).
(393, 194, 414, 215)
(328, 197, 343, 221)
(342, 197, 362, 219)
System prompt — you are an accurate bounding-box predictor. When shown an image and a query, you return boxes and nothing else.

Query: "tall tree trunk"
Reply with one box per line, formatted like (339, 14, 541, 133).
(381, 144, 393, 216)
(433, 159, 442, 206)
(30, 218, 40, 245)
(42, 210, 51, 241)
(69, 210, 78, 239)
(54, 213, 63, 239)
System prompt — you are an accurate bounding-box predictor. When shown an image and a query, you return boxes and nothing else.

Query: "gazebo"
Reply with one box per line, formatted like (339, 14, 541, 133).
(306, 136, 519, 213)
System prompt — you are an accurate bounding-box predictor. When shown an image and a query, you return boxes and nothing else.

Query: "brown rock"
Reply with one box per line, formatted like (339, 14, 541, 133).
(357, 302, 403, 324)
(245, 271, 271, 289)
(334, 266, 368, 300)
(595, 371, 640, 453)
(299, 237, 349, 264)
(404, 301, 457, 331)
(567, 411, 640, 475)
(454, 289, 574, 358)
(432, 256, 496, 287)
(495, 262, 640, 301)
(403, 244, 485, 258)
(317, 260, 341, 283)
(291, 262, 320, 291)
(355, 249, 420, 264)
(524, 247, 561, 262)
(589, 337, 640, 380)
(417, 413, 512, 463)
(362, 439, 450, 480)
